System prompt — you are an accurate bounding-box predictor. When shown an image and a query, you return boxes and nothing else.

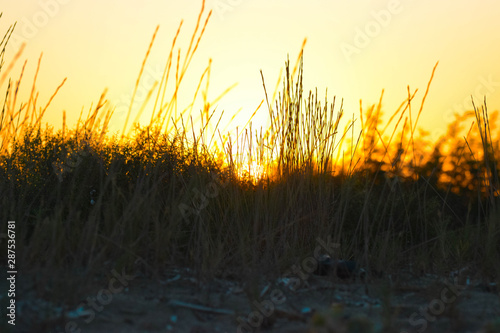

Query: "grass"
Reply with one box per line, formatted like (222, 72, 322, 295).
(1, 2, 500, 331)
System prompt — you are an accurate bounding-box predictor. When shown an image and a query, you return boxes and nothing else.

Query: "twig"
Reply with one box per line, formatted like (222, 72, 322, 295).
(167, 299, 235, 316)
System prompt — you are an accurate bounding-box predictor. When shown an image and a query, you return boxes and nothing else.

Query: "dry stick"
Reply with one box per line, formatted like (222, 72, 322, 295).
(474, 98, 499, 199)
(464, 130, 477, 164)
(199, 108, 213, 146)
(0, 36, 24, 88)
(358, 99, 365, 159)
(0, 81, 10, 154)
(9, 104, 28, 146)
(11, 60, 27, 131)
(61, 110, 66, 142)
(100, 104, 115, 141)
(208, 111, 224, 150)
(0, 18, 14, 47)
(380, 90, 417, 171)
(27, 53, 42, 126)
(33, 78, 67, 130)
(184, 60, 211, 123)
(338, 118, 358, 174)
(84, 89, 107, 133)
(129, 80, 159, 132)
(35, 77, 67, 126)
(380, 97, 410, 137)
(482, 101, 499, 198)
(151, 20, 183, 125)
(74, 105, 85, 138)
(211, 81, 239, 136)
(0, 79, 9, 132)
(212, 82, 239, 109)
(238, 100, 263, 142)
(160, 49, 181, 132)
(83, 103, 95, 133)
(472, 99, 489, 200)
(323, 106, 334, 160)
(164, 6, 212, 132)
(291, 38, 307, 78)
(0, 19, 15, 54)
(409, 61, 439, 167)
(98, 100, 114, 142)
(412, 61, 438, 136)
(261, 70, 272, 131)
(190, 115, 197, 149)
(31, 93, 39, 124)
(260, 71, 279, 165)
(364, 90, 385, 161)
(360, 103, 374, 162)
(121, 25, 159, 141)
(326, 97, 344, 173)
(181, 0, 206, 75)
(202, 59, 211, 123)
(92, 100, 108, 138)
(402, 87, 416, 172)
(167, 299, 235, 316)
(485, 114, 500, 197)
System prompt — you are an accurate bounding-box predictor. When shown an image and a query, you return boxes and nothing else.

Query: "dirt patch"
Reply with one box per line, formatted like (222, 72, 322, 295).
(13, 267, 500, 333)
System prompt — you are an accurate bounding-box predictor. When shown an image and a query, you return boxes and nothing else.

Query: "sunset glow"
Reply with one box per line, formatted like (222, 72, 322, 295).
(2, 1, 500, 136)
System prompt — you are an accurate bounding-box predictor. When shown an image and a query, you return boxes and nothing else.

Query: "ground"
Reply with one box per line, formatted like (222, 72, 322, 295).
(11, 266, 500, 333)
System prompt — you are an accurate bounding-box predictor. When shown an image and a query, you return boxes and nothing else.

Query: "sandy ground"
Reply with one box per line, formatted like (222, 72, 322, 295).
(11, 266, 500, 333)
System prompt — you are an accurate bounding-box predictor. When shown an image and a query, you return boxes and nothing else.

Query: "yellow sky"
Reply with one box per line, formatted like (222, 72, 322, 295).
(2, 0, 500, 142)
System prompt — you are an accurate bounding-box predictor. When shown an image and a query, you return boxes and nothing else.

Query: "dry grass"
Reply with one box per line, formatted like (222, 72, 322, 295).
(0, 3, 499, 321)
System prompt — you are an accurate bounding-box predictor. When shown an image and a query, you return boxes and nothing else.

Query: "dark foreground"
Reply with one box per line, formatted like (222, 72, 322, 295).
(10, 266, 500, 333)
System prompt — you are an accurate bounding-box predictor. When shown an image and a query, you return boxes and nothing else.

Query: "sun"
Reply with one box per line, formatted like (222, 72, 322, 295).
(236, 160, 268, 183)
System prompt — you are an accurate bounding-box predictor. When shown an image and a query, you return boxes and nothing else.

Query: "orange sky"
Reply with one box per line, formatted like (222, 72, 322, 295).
(2, 0, 500, 142)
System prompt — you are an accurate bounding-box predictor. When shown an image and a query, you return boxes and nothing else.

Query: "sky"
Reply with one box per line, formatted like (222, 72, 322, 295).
(2, 0, 500, 143)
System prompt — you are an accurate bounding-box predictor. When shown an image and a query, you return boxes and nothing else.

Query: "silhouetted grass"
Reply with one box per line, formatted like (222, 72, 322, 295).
(0, 4, 499, 325)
